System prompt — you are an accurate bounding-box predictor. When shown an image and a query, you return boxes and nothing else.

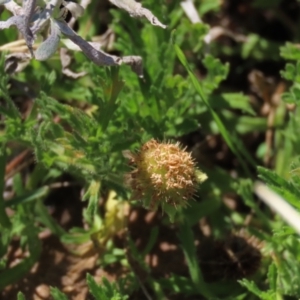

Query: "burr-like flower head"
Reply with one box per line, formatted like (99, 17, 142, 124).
(125, 139, 207, 218)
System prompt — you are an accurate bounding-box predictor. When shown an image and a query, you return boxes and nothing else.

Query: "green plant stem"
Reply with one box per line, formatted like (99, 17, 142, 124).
(178, 220, 213, 299)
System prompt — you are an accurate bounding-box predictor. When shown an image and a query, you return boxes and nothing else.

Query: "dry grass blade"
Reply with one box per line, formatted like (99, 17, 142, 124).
(254, 181, 300, 235)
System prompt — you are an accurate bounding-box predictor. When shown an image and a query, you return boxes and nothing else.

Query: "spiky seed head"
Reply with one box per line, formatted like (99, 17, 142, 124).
(198, 231, 263, 281)
(125, 139, 207, 218)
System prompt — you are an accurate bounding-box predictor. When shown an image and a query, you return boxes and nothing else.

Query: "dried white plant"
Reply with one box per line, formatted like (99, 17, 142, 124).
(0, 0, 166, 76)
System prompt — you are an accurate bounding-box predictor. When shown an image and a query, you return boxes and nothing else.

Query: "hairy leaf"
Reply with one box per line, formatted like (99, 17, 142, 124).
(109, 0, 166, 28)
(56, 19, 143, 76)
(35, 19, 61, 60)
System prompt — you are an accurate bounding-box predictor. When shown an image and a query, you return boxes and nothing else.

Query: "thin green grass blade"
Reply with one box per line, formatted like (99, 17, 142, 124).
(141, 226, 159, 256)
(173, 42, 256, 173)
(4, 186, 50, 208)
(35, 199, 67, 237)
